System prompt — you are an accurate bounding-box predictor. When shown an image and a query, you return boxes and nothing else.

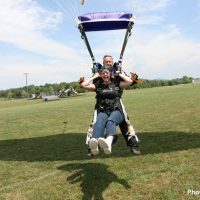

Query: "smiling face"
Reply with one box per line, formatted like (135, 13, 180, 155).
(101, 69, 111, 84)
(103, 56, 113, 67)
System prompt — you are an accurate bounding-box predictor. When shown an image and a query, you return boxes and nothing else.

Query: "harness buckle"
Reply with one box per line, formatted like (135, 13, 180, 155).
(105, 99, 109, 104)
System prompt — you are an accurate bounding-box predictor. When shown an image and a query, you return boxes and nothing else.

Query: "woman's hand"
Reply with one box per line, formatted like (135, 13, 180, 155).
(79, 77, 85, 87)
(93, 72, 100, 79)
(79, 74, 98, 91)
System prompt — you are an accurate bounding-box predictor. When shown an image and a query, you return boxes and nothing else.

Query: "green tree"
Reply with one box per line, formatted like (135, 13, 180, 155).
(7, 91, 13, 99)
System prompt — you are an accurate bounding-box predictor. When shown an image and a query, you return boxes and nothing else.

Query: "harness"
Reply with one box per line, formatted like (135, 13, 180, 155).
(98, 98, 119, 115)
(95, 81, 123, 116)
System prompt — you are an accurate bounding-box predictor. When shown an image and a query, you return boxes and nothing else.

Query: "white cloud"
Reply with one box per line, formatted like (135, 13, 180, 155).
(197, 0, 200, 21)
(123, 25, 200, 79)
(128, 0, 174, 25)
(0, 0, 90, 90)
(0, 0, 199, 90)
(0, 56, 88, 90)
(132, 0, 172, 13)
(0, 0, 78, 59)
(0, 0, 61, 36)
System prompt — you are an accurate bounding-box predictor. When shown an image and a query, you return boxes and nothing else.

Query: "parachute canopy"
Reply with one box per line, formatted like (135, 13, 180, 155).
(77, 11, 135, 32)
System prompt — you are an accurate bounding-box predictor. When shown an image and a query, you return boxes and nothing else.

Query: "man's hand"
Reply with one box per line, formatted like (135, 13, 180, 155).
(130, 72, 142, 84)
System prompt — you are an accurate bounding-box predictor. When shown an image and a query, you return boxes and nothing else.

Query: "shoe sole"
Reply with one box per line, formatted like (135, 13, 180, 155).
(89, 139, 99, 155)
(98, 138, 111, 155)
(131, 147, 141, 155)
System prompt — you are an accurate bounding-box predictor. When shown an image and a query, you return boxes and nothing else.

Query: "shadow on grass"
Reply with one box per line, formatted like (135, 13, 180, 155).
(57, 162, 130, 200)
(0, 131, 199, 161)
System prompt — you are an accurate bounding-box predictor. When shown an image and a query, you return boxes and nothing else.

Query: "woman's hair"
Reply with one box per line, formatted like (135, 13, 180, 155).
(100, 65, 111, 71)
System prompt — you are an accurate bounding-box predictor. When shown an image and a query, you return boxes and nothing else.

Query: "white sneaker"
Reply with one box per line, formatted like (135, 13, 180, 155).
(98, 137, 112, 154)
(89, 138, 99, 155)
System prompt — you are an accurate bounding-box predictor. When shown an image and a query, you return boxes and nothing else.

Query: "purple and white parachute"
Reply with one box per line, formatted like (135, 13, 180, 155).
(77, 11, 135, 66)
(77, 11, 135, 32)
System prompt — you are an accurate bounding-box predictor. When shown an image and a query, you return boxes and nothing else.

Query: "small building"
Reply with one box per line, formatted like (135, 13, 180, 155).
(192, 78, 200, 84)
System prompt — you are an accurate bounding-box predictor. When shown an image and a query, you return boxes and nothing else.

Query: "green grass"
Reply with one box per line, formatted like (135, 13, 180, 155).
(0, 84, 199, 200)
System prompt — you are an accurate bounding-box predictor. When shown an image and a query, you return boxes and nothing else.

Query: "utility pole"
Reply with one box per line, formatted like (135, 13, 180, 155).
(24, 72, 28, 98)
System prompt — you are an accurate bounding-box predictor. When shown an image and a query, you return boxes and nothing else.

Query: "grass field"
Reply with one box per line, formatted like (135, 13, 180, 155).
(0, 84, 199, 200)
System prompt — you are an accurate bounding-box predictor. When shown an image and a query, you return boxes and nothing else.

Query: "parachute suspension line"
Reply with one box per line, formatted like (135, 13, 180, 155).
(78, 24, 96, 67)
(79, 0, 86, 14)
(74, 0, 81, 17)
(72, 3, 79, 21)
(118, 21, 134, 67)
(51, 0, 75, 22)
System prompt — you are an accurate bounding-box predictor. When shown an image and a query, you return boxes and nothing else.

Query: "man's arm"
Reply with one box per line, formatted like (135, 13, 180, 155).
(119, 73, 133, 89)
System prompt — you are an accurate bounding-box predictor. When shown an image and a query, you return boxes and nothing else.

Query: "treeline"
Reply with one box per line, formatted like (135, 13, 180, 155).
(0, 82, 84, 99)
(131, 76, 193, 89)
(0, 76, 193, 99)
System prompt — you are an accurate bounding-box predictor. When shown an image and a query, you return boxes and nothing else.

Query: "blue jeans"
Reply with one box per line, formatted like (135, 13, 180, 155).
(93, 110, 124, 139)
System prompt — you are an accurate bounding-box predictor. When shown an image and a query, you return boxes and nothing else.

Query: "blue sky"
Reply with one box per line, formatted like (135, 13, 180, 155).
(0, 0, 200, 90)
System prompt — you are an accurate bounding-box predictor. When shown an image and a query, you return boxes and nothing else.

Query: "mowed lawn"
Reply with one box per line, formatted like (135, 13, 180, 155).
(0, 84, 199, 200)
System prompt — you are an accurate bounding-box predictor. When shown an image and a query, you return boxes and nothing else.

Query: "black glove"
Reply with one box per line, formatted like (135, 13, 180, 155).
(112, 62, 121, 77)
(113, 62, 121, 72)
(92, 62, 102, 73)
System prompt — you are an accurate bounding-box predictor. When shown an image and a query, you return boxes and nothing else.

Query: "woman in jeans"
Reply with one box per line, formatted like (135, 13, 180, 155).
(80, 66, 133, 155)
